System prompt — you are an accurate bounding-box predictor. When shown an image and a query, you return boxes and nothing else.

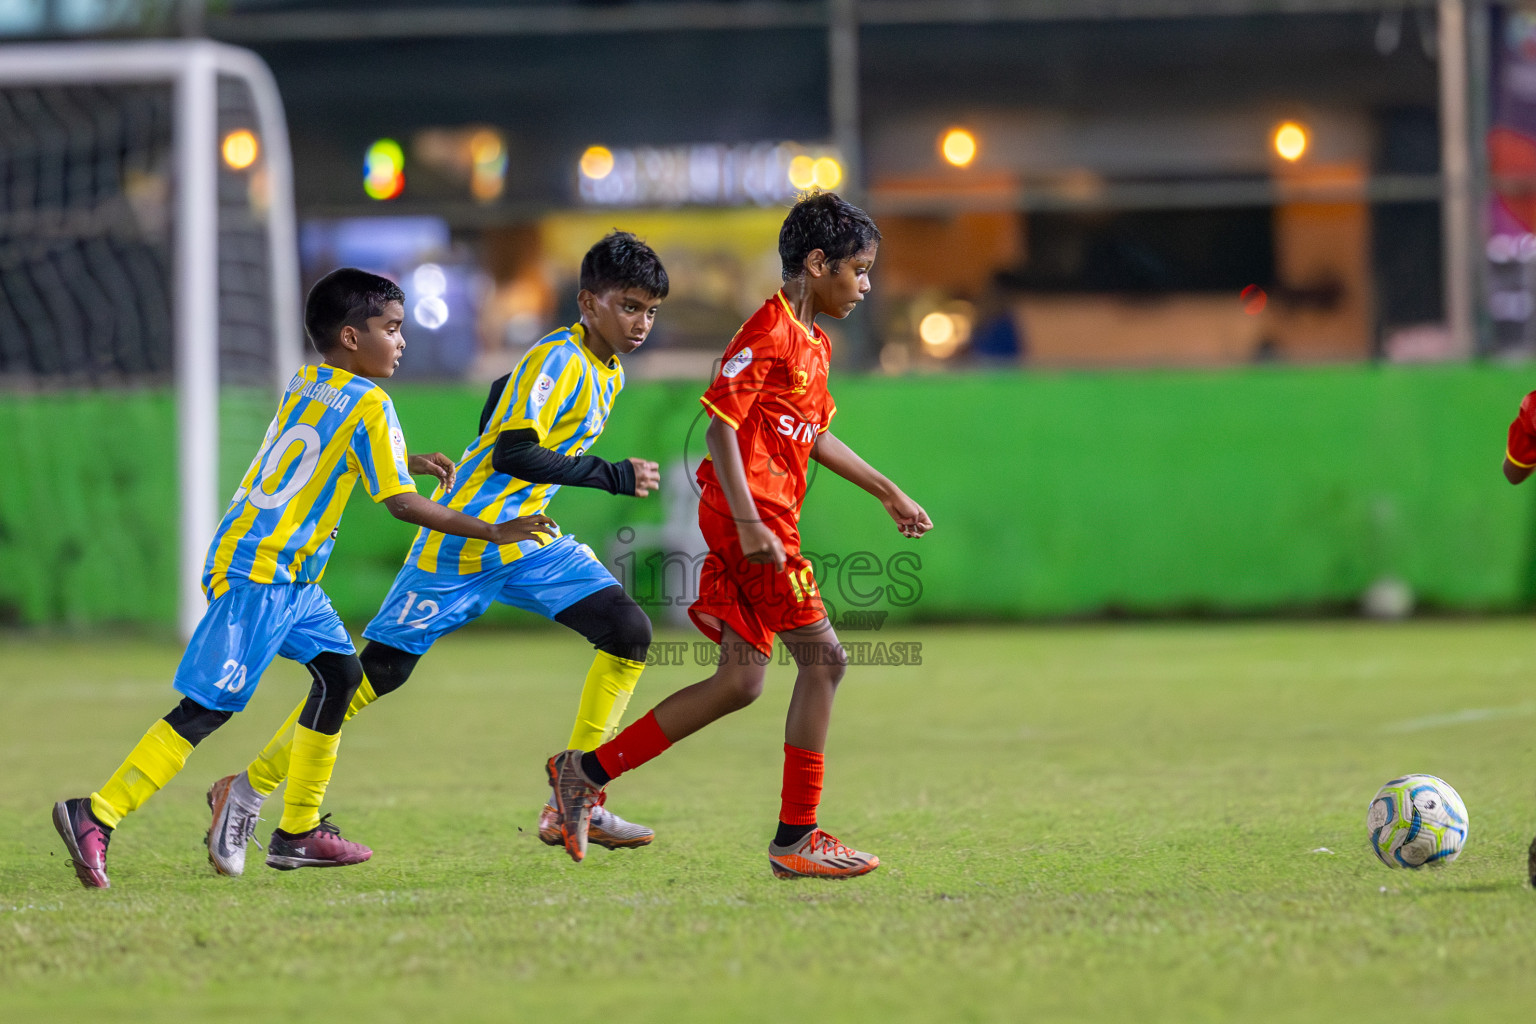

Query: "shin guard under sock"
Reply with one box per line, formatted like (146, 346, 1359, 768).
(277, 725, 340, 835)
(90, 720, 194, 829)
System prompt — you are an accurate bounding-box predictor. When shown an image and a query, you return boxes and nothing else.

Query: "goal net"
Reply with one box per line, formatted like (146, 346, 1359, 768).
(0, 41, 301, 637)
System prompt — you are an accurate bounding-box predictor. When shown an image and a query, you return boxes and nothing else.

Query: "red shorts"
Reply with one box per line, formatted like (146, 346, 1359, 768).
(688, 497, 827, 656)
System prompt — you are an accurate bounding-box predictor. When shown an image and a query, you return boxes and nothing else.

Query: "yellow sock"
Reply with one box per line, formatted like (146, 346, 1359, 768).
(90, 720, 193, 829)
(346, 676, 380, 722)
(246, 699, 303, 797)
(245, 677, 378, 797)
(568, 651, 646, 751)
(278, 724, 341, 835)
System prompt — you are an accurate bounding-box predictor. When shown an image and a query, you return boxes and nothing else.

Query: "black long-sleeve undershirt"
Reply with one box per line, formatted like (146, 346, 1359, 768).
(491, 428, 636, 495)
(479, 373, 636, 495)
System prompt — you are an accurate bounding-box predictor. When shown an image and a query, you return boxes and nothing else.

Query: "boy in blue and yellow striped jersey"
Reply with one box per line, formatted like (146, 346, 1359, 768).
(202, 232, 667, 875)
(52, 269, 554, 889)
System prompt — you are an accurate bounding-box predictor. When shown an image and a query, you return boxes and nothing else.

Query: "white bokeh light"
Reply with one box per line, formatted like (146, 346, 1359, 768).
(414, 295, 449, 330)
(413, 263, 447, 298)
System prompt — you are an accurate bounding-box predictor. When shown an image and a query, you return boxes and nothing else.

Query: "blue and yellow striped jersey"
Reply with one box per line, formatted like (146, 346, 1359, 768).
(406, 323, 623, 575)
(204, 364, 416, 597)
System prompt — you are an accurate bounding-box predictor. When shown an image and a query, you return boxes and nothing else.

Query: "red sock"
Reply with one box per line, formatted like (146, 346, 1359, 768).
(594, 710, 672, 781)
(779, 744, 824, 826)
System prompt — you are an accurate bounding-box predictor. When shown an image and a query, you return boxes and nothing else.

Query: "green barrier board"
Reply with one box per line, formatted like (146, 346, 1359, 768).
(3, 365, 1533, 629)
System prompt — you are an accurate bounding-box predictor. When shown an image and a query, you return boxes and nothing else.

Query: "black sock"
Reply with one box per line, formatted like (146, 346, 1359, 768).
(580, 751, 612, 786)
(774, 821, 815, 848)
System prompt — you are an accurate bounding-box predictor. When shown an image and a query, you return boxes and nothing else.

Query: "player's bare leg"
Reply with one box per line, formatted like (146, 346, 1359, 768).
(650, 625, 771, 741)
(780, 618, 847, 753)
(561, 624, 874, 877)
(549, 625, 768, 862)
(769, 618, 878, 880)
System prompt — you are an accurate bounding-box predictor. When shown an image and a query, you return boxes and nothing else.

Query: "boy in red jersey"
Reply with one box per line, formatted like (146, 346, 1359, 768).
(547, 191, 933, 879)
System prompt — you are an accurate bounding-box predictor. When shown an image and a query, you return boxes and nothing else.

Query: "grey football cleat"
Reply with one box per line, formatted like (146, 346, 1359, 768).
(589, 796, 654, 849)
(545, 749, 604, 863)
(206, 773, 265, 877)
(539, 793, 654, 850)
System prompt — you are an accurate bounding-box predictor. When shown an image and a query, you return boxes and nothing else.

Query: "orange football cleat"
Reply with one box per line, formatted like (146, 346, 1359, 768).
(767, 828, 879, 879)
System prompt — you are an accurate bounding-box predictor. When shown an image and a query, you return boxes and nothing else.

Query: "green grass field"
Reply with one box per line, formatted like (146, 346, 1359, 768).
(5, 621, 1536, 1022)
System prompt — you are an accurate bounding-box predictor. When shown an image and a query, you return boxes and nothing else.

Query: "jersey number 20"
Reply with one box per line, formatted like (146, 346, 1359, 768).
(249, 424, 322, 510)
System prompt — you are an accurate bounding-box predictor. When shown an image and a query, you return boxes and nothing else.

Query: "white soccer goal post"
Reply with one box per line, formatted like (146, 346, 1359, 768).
(0, 40, 302, 639)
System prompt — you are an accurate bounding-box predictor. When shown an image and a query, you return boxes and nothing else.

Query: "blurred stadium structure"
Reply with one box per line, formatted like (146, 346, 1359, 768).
(4, 0, 1509, 373)
(4, 1, 1536, 632)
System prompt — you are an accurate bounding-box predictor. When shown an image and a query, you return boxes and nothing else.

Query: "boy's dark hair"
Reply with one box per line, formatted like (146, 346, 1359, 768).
(579, 231, 669, 299)
(304, 268, 405, 353)
(779, 190, 881, 281)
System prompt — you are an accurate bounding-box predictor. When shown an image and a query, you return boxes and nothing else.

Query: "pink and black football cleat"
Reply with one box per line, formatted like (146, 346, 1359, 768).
(53, 798, 112, 889)
(264, 814, 371, 871)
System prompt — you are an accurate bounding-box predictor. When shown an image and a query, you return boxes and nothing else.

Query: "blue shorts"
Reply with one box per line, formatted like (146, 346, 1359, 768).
(359, 537, 617, 657)
(362, 535, 618, 655)
(173, 580, 355, 712)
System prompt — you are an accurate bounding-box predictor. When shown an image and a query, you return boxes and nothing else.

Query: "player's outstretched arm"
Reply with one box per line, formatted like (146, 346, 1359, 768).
(1504, 457, 1534, 485)
(705, 415, 785, 567)
(811, 430, 933, 540)
(491, 428, 659, 497)
(382, 491, 557, 546)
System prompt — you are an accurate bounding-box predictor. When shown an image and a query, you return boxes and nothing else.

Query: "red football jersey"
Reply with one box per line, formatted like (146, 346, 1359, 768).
(697, 291, 837, 525)
(1509, 391, 1536, 468)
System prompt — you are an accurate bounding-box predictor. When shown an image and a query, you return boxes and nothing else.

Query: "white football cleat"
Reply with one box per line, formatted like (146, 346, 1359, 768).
(206, 773, 265, 877)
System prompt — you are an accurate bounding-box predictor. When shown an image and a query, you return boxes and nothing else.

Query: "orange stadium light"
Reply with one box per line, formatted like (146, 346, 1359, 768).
(787, 154, 816, 190)
(580, 145, 615, 180)
(812, 156, 843, 189)
(1273, 121, 1308, 162)
(918, 305, 972, 359)
(941, 128, 977, 168)
(221, 129, 258, 171)
(469, 129, 507, 202)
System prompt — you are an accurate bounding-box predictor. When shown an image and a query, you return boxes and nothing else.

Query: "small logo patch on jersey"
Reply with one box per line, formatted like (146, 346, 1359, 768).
(531, 373, 557, 409)
(788, 366, 811, 394)
(389, 428, 406, 457)
(722, 347, 753, 379)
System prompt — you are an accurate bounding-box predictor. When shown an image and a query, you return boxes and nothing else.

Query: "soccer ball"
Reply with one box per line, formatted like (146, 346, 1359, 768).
(1366, 774, 1469, 868)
